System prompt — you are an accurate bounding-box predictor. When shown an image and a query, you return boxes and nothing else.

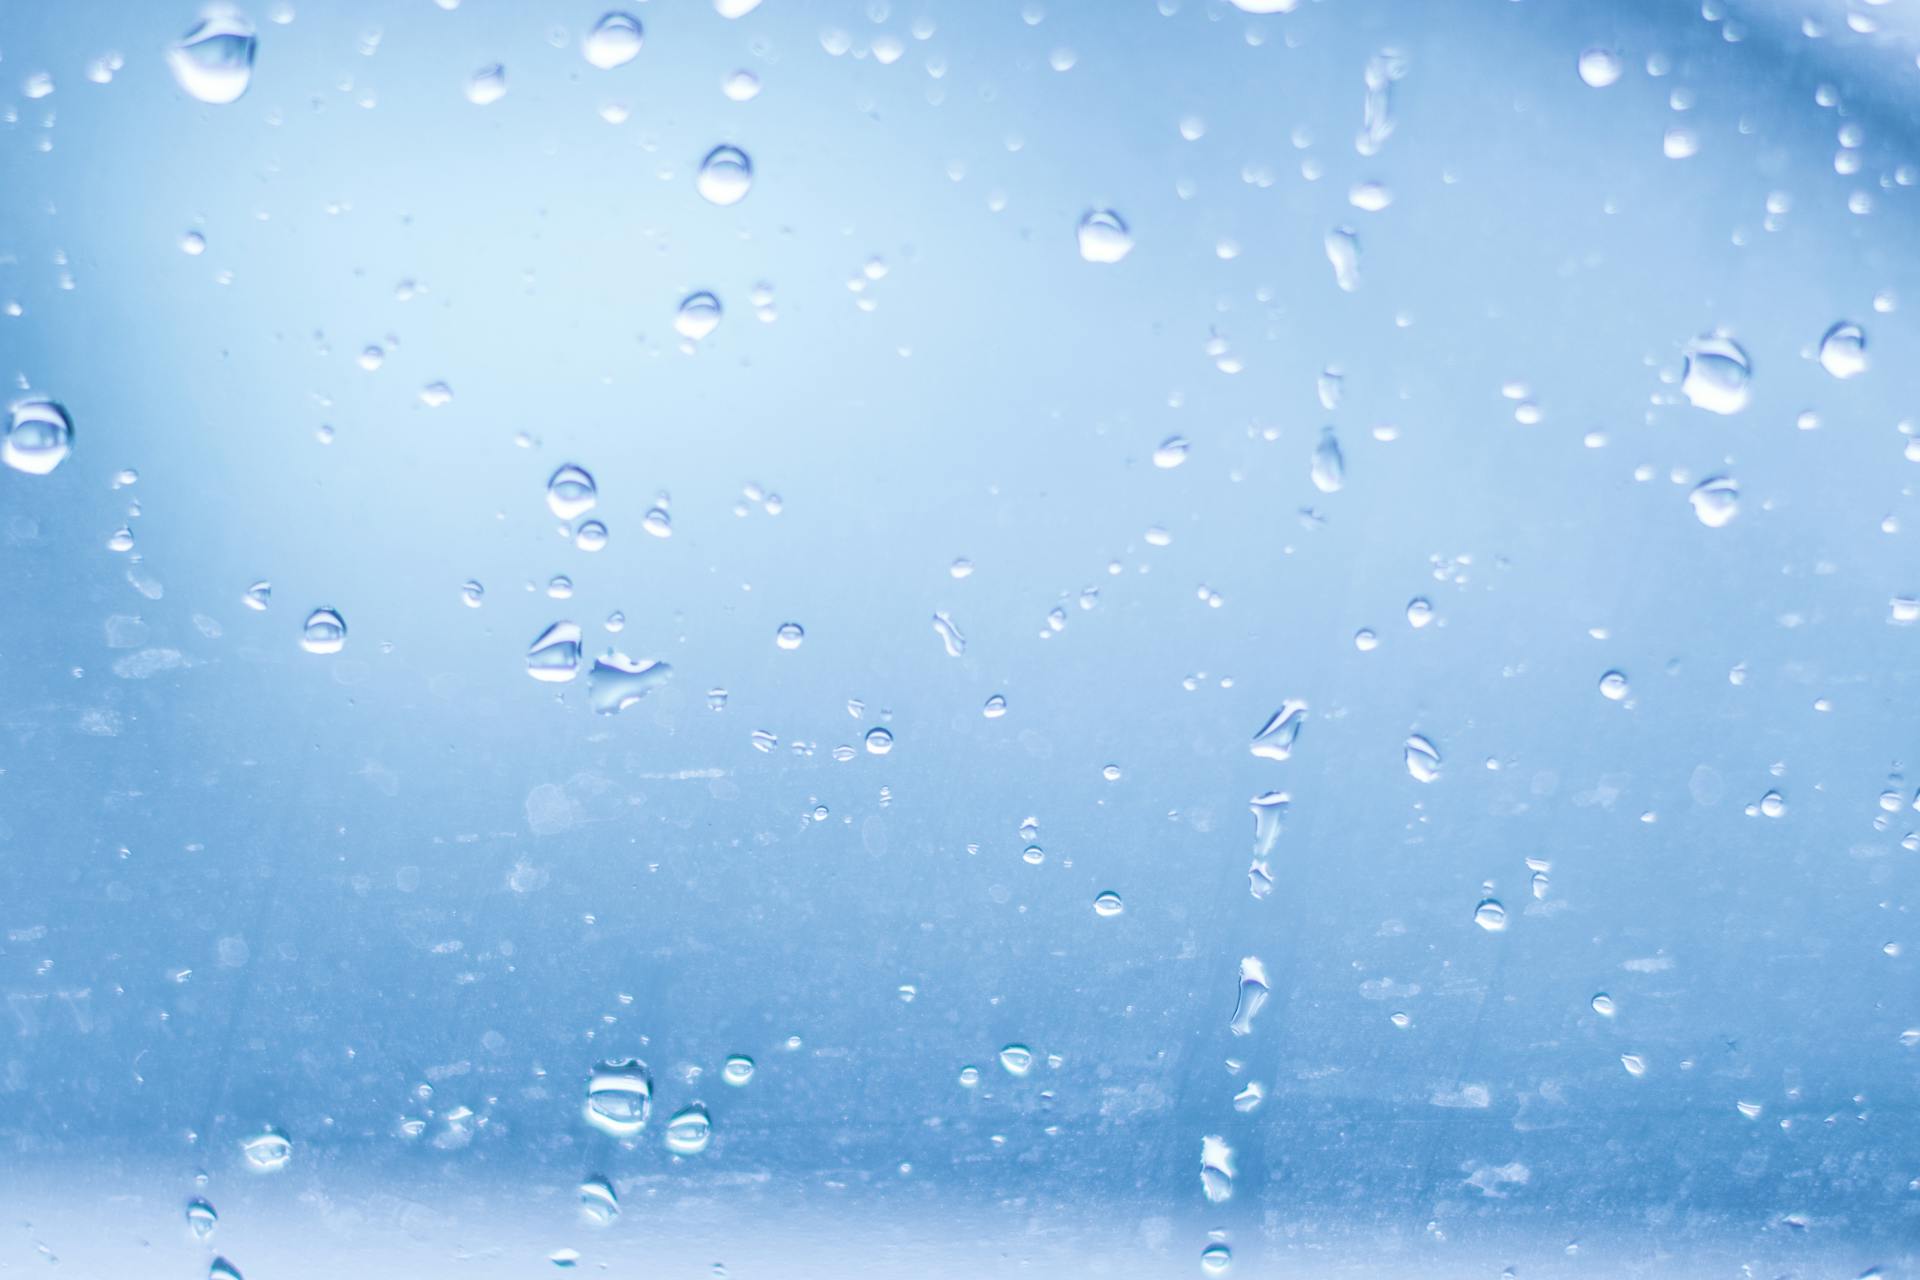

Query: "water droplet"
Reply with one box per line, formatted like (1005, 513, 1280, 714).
(168, 13, 257, 105)
(186, 1198, 217, 1240)
(1152, 435, 1188, 468)
(1405, 597, 1433, 628)
(527, 622, 584, 683)
(1250, 701, 1307, 763)
(240, 1127, 292, 1171)
(4, 399, 74, 475)
(1349, 181, 1393, 212)
(1076, 209, 1133, 263)
(716, 0, 762, 16)
(1354, 628, 1378, 651)
(982, 694, 1007, 719)
(1689, 475, 1739, 528)
(180, 230, 207, 256)
(1250, 790, 1289, 858)
(1325, 226, 1361, 292)
(928, 610, 967, 658)
(722, 69, 761, 101)
(957, 1065, 981, 1087)
(1680, 336, 1752, 415)
(1473, 898, 1507, 932)
(774, 621, 805, 650)
(697, 145, 753, 205)
(578, 1174, 620, 1225)
(664, 1104, 712, 1155)
(1736, 1099, 1763, 1119)
(1310, 426, 1345, 493)
(583, 12, 643, 70)
(244, 580, 271, 611)
(1404, 733, 1442, 782)
(1621, 1053, 1648, 1077)
(1662, 126, 1698, 160)
(637, 506, 670, 538)
(1591, 992, 1616, 1017)
(1093, 890, 1124, 917)
(210, 1257, 244, 1280)
(1200, 1134, 1236, 1203)
(675, 291, 722, 340)
(549, 1248, 581, 1268)
(583, 1058, 653, 1137)
(1102, 764, 1123, 781)
(864, 726, 894, 755)
(1818, 320, 1868, 378)
(300, 607, 346, 655)
(1759, 789, 1786, 818)
(589, 653, 671, 714)
(722, 1055, 755, 1086)
(1228, 956, 1269, 1036)
(466, 63, 508, 106)
(573, 520, 610, 552)
(547, 464, 598, 520)
(1578, 47, 1622, 88)
(1599, 670, 1630, 701)
(999, 1044, 1034, 1076)
(1201, 1242, 1234, 1274)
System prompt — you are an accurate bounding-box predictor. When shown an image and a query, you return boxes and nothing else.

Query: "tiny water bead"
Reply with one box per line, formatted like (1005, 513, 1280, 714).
(168, 12, 257, 104)
(583, 1058, 653, 1137)
(775, 622, 805, 650)
(722, 1055, 755, 1086)
(1817, 320, 1867, 378)
(547, 464, 598, 520)
(1404, 733, 1442, 782)
(583, 12, 643, 69)
(675, 291, 723, 340)
(697, 145, 754, 205)
(998, 1044, 1034, 1076)
(527, 622, 584, 683)
(664, 1104, 712, 1155)
(1599, 670, 1630, 701)
(1688, 475, 1739, 528)
(1578, 47, 1623, 88)
(466, 64, 508, 106)
(1076, 209, 1133, 263)
(299, 608, 347, 655)
(1093, 890, 1124, 917)
(1680, 335, 1752, 415)
(864, 726, 893, 755)
(1473, 898, 1508, 932)
(4, 399, 74, 475)
(241, 1127, 292, 1171)
(185, 1197, 217, 1240)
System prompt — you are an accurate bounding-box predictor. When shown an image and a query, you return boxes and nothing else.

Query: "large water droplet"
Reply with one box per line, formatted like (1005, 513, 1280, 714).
(1200, 1134, 1236, 1203)
(697, 145, 753, 205)
(300, 608, 346, 655)
(1249, 702, 1307, 763)
(675, 291, 722, 340)
(1325, 227, 1361, 292)
(3, 399, 74, 475)
(722, 1054, 755, 1086)
(998, 1043, 1034, 1076)
(1077, 209, 1133, 263)
(547, 464, 598, 520)
(1093, 890, 1124, 917)
(241, 1127, 292, 1171)
(864, 726, 894, 755)
(186, 1198, 218, 1241)
(1598, 670, 1630, 701)
(1577, 47, 1622, 88)
(589, 653, 671, 713)
(1688, 475, 1739, 528)
(168, 12, 257, 105)
(1310, 426, 1345, 492)
(1473, 898, 1508, 932)
(1228, 956, 1270, 1036)
(1818, 320, 1867, 379)
(1404, 733, 1441, 782)
(578, 1175, 619, 1225)
(664, 1103, 712, 1154)
(1680, 336, 1752, 415)
(774, 621, 805, 650)
(583, 12, 643, 70)
(583, 1058, 653, 1137)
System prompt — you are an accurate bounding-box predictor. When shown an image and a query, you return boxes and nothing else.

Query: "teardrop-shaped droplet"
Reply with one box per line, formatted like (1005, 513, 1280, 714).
(583, 1058, 653, 1137)
(664, 1103, 712, 1154)
(186, 1197, 218, 1241)
(583, 12, 643, 70)
(697, 145, 753, 205)
(300, 607, 346, 655)
(168, 13, 257, 105)
(675, 291, 722, 340)
(1310, 426, 1345, 493)
(1404, 733, 1441, 782)
(1817, 320, 1867, 379)
(1688, 475, 1739, 528)
(527, 622, 584, 683)
(1076, 209, 1133, 263)
(209, 1257, 244, 1280)
(3, 399, 74, 475)
(1680, 336, 1752, 415)
(589, 653, 671, 714)
(546, 464, 598, 520)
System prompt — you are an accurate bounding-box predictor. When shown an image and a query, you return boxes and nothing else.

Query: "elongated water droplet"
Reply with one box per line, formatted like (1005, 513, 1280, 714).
(1578, 47, 1622, 88)
(466, 63, 507, 105)
(1310, 426, 1345, 492)
(527, 622, 583, 683)
(1077, 209, 1133, 263)
(722, 1054, 755, 1086)
(583, 1058, 652, 1137)
(1404, 733, 1441, 782)
(589, 653, 671, 714)
(547, 464, 598, 520)
(931, 611, 966, 657)
(186, 1198, 217, 1240)
(241, 1127, 291, 1171)
(168, 12, 257, 105)
(675, 291, 722, 340)
(578, 1174, 619, 1225)
(1250, 702, 1306, 763)
(1689, 475, 1739, 528)
(1249, 790, 1289, 858)
(1621, 1053, 1647, 1077)
(664, 1103, 712, 1154)
(1818, 320, 1867, 378)
(1680, 336, 1752, 415)
(1325, 227, 1361, 292)
(1200, 1134, 1236, 1203)
(583, 12, 643, 69)
(999, 1044, 1033, 1076)
(1093, 890, 1124, 917)
(300, 607, 346, 655)
(4, 399, 74, 475)
(1473, 898, 1507, 931)
(697, 145, 753, 205)
(774, 621, 805, 650)
(1228, 956, 1269, 1036)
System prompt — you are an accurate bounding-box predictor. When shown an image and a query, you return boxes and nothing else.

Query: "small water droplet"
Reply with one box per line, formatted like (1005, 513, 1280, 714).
(527, 622, 584, 683)
(300, 607, 346, 655)
(1404, 733, 1442, 782)
(1228, 956, 1269, 1036)
(1578, 47, 1623, 88)
(168, 13, 257, 105)
(1621, 1053, 1648, 1077)
(547, 464, 598, 520)
(1680, 336, 1752, 415)
(466, 63, 508, 105)
(583, 12, 643, 70)
(1310, 426, 1345, 492)
(1473, 898, 1508, 932)
(243, 580, 271, 611)
(864, 726, 894, 755)
(1093, 890, 1124, 917)
(1152, 435, 1189, 468)
(1599, 670, 1630, 701)
(775, 621, 805, 650)
(209, 1257, 245, 1280)
(722, 69, 761, 101)
(1201, 1242, 1234, 1274)
(982, 694, 1007, 719)
(1818, 320, 1867, 378)
(1406, 597, 1434, 628)
(664, 1104, 712, 1154)
(583, 1058, 653, 1137)
(1232, 1081, 1264, 1112)
(675, 291, 723, 340)
(1759, 789, 1786, 818)
(722, 1055, 755, 1086)
(180, 230, 207, 256)
(186, 1198, 217, 1240)
(1689, 475, 1739, 528)
(697, 145, 754, 205)
(1354, 628, 1378, 651)
(1077, 209, 1133, 263)
(240, 1127, 292, 1171)
(4, 399, 74, 475)
(999, 1044, 1034, 1076)
(1591, 993, 1616, 1017)
(575, 520, 610, 552)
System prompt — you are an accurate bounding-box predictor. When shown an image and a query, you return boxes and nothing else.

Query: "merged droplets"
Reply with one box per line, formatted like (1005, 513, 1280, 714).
(299, 607, 346, 655)
(546, 464, 598, 520)
(1577, 47, 1623, 88)
(240, 1127, 292, 1171)
(696, 145, 754, 205)
(1200, 1134, 1236, 1203)
(1404, 734, 1442, 782)
(774, 621, 805, 650)
(1076, 209, 1134, 263)
(1227, 956, 1270, 1036)
(1679, 336, 1752, 415)
(1817, 320, 1867, 379)
(1473, 897, 1508, 932)
(1249, 702, 1307, 763)
(582, 12, 643, 70)
(1310, 426, 1345, 493)
(466, 64, 507, 106)
(674, 291, 722, 341)
(663, 1103, 712, 1155)
(167, 11, 257, 105)
(527, 622, 584, 683)
(583, 1058, 653, 1137)
(589, 654, 671, 714)
(1689, 475, 1739, 528)
(3, 399, 74, 475)
(998, 1044, 1034, 1076)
